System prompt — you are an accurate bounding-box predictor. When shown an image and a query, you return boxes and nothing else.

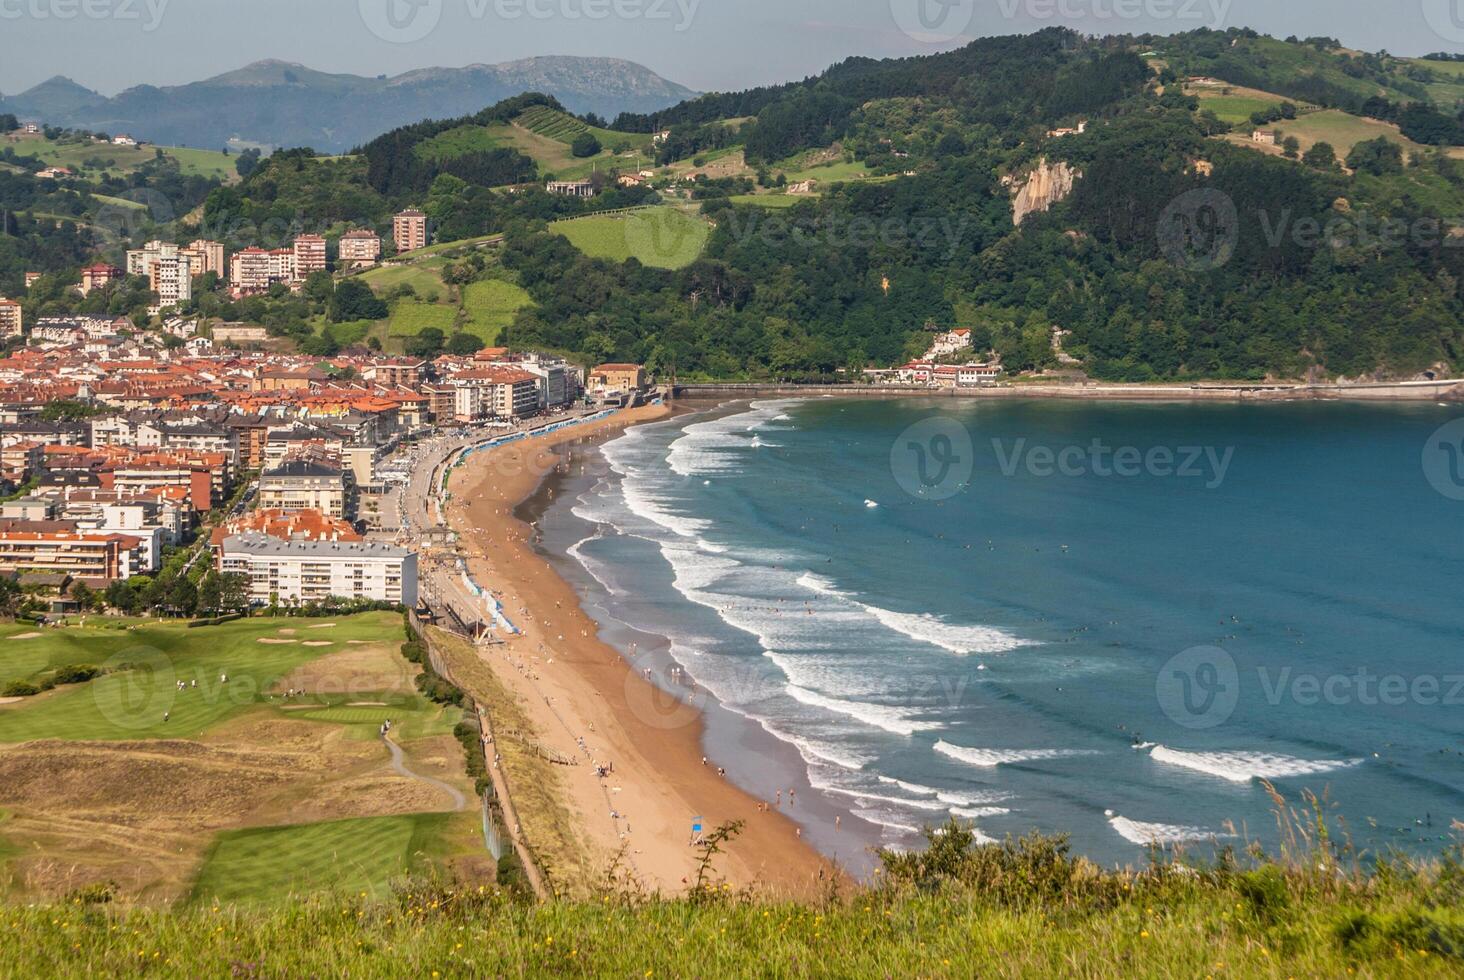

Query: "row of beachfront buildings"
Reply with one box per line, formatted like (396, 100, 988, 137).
(0, 344, 649, 611)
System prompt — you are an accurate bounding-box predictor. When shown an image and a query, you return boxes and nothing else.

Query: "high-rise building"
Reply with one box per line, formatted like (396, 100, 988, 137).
(392, 209, 427, 253)
(229, 248, 297, 294)
(293, 234, 327, 277)
(0, 298, 21, 339)
(126, 241, 192, 313)
(181, 239, 226, 277)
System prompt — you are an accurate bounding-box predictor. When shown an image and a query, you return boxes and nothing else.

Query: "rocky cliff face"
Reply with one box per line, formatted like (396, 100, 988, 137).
(1010, 158, 1080, 226)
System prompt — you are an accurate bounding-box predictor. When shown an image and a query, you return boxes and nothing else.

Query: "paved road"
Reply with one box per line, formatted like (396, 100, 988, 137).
(382, 732, 467, 812)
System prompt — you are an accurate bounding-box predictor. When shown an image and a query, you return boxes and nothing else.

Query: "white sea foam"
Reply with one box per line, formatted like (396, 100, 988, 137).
(1108, 815, 1226, 845)
(755, 718, 872, 771)
(785, 684, 940, 736)
(797, 573, 1031, 656)
(820, 786, 950, 811)
(951, 806, 1010, 820)
(1149, 746, 1362, 784)
(851, 808, 921, 835)
(935, 741, 1099, 768)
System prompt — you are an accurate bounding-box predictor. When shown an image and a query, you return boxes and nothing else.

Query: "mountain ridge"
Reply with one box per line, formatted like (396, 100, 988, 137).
(0, 56, 698, 152)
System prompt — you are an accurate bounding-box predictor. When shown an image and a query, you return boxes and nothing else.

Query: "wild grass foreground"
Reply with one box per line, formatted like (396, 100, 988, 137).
(3, 820, 1460, 978)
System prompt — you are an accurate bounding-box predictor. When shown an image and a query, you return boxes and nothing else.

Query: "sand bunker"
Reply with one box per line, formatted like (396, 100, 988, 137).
(0, 696, 23, 706)
(307, 623, 337, 630)
(277, 628, 297, 635)
(8, 632, 42, 640)
(257, 638, 297, 645)
(302, 640, 333, 647)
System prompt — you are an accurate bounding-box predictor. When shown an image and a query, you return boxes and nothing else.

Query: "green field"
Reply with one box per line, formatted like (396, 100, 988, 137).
(188, 812, 453, 905)
(460, 280, 532, 345)
(730, 193, 813, 208)
(0, 614, 400, 742)
(415, 125, 504, 162)
(1257, 108, 1464, 161)
(550, 206, 710, 270)
(785, 160, 873, 184)
(359, 258, 450, 298)
(4, 134, 236, 181)
(387, 300, 459, 338)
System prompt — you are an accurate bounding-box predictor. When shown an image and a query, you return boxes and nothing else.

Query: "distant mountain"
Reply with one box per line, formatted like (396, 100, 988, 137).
(0, 57, 697, 152)
(2, 75, 105, 119)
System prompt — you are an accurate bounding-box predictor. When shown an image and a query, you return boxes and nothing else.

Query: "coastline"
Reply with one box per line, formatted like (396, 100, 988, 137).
(443, 404, 835, 897)
(669, 379, 1464, 402)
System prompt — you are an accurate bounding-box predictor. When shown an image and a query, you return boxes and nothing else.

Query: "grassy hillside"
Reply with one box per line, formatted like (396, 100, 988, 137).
(461, 279, 532, 345)
(2, 133, 236, 181)
(1, 821, 1459, 976)
(411, 105, 649, 183)
(550, 205, 710, 269)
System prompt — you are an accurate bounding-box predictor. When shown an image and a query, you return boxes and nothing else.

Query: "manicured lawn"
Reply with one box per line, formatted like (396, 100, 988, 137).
(551, 206, 710, 270)
(187, 813, 452, 905)
(387, 300, 459, 338)
(460, 280, 532, 345)
(0, 614, 401, 742)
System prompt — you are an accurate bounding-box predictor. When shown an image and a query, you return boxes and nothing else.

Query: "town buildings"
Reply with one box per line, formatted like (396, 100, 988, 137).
(392, 210, 427, 253)
(0, 298, 21, 339)
(338, 230, 382, 268)
(546, 180, 596, 198)
(293, 234, 327, 277)
(125, 241, 193, 313)
(219, 534, 417, 607)
(79, 264, 123, 295)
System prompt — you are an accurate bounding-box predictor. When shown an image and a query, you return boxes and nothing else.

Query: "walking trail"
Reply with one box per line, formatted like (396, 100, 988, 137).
(382, 733, 467, 811)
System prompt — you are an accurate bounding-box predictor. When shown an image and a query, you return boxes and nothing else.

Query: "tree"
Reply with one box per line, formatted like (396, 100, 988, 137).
(1346, 137, 1403, 176)
(571, 132, 602, 158)
(196, 573, 222, 615)
(446, 332, 483, 355)
(1302, 141, 1339, 170)
(329, 278, 388, 322)
(218, 573, 250, 613)
(69, 581, 97, 613)
(405, 327, 446, 358)
(235, 148, 262, 178)
(1282, 136, 1300, 159)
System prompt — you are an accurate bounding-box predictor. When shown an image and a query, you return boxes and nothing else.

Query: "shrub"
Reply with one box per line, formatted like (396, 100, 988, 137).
(50, 664, 99, 686)
(1, 681, 39, 697)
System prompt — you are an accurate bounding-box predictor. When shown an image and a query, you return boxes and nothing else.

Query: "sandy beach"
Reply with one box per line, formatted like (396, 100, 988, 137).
(444, 405, 834, 897)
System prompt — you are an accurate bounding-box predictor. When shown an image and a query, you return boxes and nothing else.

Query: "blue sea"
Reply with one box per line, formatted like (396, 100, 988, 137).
(531, 397, 1464, 870)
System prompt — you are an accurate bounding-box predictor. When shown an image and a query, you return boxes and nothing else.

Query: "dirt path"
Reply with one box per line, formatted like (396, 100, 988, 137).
(382, 734, 466, 812)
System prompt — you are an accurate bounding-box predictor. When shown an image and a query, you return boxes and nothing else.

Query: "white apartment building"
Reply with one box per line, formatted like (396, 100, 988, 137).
(229, 248, 297, 293)
(126, 241, 192, 313)
(219, 534, 418, 607)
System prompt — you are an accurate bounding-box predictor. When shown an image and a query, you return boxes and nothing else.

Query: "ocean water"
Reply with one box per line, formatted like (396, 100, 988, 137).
(531, 397, 1464, 868)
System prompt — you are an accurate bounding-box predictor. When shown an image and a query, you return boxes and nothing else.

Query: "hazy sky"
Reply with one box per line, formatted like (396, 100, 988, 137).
(2, 0, 1461, 96)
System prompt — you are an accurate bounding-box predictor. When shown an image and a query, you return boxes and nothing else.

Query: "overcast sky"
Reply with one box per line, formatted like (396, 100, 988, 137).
(2, 0, 1462, 96)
